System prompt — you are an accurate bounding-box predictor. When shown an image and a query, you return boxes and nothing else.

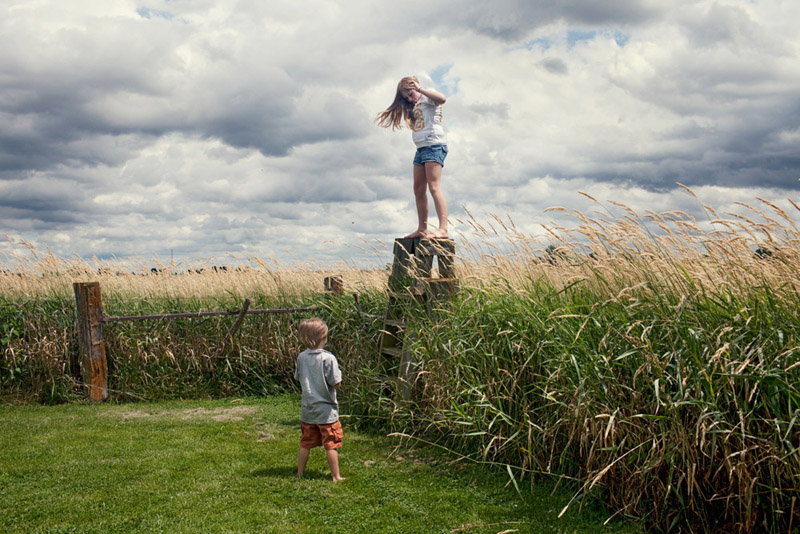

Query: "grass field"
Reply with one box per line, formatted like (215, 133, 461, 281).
(0, 395, 640, 534)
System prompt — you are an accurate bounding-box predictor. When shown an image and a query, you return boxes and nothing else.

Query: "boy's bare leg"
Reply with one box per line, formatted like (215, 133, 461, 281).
(405, 164, 428, 238)
(326, 449, 345, 482)
(297, 447, 311, 477)
(425, 161, 448, 238)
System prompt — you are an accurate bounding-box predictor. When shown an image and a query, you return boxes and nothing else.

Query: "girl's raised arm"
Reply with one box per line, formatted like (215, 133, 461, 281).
(410, 80, 446, 105)
(420, 87, 446, 105)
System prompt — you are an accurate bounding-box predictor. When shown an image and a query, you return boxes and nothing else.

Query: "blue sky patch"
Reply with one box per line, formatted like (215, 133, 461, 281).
(566, 30, 597, 47)
(430, 63, 458, 96)
(611, 30, 630, 47)
(522, 37, 553, 51)
(137, 7, 175, 20)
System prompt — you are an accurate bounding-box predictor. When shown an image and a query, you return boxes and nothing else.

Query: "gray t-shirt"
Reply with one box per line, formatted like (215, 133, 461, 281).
(294, 348, 342, 424)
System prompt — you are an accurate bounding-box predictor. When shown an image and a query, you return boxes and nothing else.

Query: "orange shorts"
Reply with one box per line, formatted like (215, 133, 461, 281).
(300, 420, 343, 450)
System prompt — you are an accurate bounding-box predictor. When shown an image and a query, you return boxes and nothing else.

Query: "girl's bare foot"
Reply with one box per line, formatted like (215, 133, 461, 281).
(404, 229, 427, 238)
(332, 476, 346, 482)
(429, 228, 449, 239)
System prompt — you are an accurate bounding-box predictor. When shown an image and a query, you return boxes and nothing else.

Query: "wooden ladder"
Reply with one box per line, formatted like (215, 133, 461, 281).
(379, 237, 457, 400)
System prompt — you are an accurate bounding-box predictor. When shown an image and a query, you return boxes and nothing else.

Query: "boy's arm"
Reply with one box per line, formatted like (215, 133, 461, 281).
(324, 355, 343, 387)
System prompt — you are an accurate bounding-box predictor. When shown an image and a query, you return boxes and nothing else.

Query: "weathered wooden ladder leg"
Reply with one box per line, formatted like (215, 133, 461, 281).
(73, 282, 109, 401)
(378, 238, 416, 399)
(378, 237, 457, 401)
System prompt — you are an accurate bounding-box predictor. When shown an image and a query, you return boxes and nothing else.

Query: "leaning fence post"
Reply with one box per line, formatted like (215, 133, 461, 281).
(73, 282, 109, 401)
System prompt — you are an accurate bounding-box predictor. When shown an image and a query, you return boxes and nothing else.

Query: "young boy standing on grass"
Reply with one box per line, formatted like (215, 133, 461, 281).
(294, 318, 345, 482)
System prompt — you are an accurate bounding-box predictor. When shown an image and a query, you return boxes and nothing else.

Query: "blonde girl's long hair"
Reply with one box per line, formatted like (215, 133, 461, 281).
(375, 76, 418, 130)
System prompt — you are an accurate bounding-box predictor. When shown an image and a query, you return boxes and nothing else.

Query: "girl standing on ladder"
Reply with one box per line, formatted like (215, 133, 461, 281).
(376, 76, 449, 239)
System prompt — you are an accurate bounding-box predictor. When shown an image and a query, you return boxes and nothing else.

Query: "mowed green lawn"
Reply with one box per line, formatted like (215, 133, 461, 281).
(0, 395, 640, 534)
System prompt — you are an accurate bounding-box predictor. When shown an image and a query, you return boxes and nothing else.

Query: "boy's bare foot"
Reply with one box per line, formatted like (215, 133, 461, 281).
(429, 228, 449, 239)
(404, 229, 427, 238)
(332, 476, 346, 482)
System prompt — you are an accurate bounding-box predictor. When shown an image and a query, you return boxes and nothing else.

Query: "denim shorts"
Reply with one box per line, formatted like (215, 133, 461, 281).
(413, 144, 448, 167)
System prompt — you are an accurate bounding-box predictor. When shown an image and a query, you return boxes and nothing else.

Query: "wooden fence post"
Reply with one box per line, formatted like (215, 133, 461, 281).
(324, 276, 343, 295)
(73, 282, 109, 401)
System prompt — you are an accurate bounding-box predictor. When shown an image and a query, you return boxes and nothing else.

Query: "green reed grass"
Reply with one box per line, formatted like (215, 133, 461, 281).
(375, 280, 798, 532)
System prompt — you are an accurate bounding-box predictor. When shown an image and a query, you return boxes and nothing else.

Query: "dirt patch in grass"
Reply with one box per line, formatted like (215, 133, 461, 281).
(118, 410, 152, 421)
(253, 421, 278, 441)
(179, 406, 258, 422)
(115, 406, 258, 422)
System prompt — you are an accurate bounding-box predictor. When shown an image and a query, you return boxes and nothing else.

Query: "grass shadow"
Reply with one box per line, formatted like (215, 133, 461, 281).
(250, 466, 330, 481)
(277, 417, 301, 427)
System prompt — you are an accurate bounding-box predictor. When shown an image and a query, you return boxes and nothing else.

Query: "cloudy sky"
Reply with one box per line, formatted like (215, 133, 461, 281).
(2, 0, 799, 268)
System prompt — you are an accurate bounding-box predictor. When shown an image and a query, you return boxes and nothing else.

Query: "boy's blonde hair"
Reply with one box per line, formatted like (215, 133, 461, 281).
(298, 318, 328, 349)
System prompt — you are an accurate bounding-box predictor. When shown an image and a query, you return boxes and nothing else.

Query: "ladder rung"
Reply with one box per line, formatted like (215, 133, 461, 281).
(381, 347, 404, 357)
(384, 319, 405, 327)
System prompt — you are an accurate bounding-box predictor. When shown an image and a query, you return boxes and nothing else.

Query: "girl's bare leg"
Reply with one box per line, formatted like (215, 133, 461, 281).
(424, 161, 448, 238)
(405, 164, 429, 238)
